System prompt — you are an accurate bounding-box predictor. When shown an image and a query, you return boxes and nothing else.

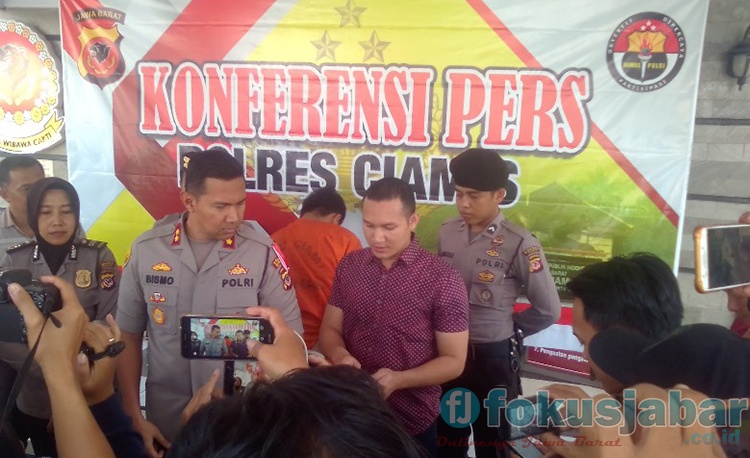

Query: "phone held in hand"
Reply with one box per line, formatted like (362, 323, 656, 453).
(694, 224, 750, 293)
(180, 315, 274, 360)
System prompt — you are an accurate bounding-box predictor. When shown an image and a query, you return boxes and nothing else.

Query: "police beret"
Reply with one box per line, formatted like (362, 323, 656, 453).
(449, 148, 509, 191)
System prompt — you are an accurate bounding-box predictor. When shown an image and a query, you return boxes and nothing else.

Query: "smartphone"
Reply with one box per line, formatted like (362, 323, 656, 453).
(507, 396, 564, 441)
(694, 224, 750, 292)
(181, 315, 274, 359)
(507, 438, 546, 458)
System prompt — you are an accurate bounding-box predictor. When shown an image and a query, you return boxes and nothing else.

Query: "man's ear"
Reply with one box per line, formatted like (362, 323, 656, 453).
(181, 190, 195, 212)
(494, 188, 507, 205)
(333, 213, 343, 225)
(0, 187, 8, 202)
(408, 212, 420, 231)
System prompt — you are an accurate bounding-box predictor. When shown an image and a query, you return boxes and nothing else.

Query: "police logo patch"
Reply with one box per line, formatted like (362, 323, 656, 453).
(149, 292, 166, 303)
(280, 267, 292, 290)
(100, 260, 116, 269)
(153, 307, 165, 325)
(527, 252, 543, 273)
(228, 263, 249, 275)
(75, 269, 92, 288)
(486, 249, 499, 257)
(523, 246, 540, 256)
(491, 236, 504, 246)
(100, 272, 115, 290)
(478, 270, 495, 283)
(479, 289, 493, 303)
(152, 262, 172, 272)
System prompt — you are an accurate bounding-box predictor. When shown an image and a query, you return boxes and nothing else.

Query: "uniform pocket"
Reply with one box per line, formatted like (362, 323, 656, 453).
(144, 287, 178, 335)
(469, 264, 505, 309)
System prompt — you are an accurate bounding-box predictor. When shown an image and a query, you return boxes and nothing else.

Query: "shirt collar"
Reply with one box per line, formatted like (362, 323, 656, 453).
(367, 234, 420, 268)
(458, 212, 505, 238)
(0, 208, 18, 229)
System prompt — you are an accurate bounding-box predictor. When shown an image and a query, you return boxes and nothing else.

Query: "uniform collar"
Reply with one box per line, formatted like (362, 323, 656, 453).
(30, 241, 79, 262)
(173, 215, 237, 251)
(458, 212, 505, 238)
(0, 207, 21, 230)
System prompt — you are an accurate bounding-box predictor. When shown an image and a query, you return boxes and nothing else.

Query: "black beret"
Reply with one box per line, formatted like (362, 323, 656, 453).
(449, 148, 509, 191)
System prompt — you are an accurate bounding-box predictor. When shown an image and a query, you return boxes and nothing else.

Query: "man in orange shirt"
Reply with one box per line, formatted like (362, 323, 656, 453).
(272, 188, 361, 349)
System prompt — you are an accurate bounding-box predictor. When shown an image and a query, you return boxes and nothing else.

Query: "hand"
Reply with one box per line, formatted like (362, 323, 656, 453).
(372, 368, 403, 399)
(539, 383, 727, 458)
(245, 306, 308, 380)
(307, 350, 332, 367)
(76, 314, 121, 405)
(133, 418, 170, 458)
(331, 351, 361, 369)
(9, 276, 88, 372)
(181, 368, 222, 425)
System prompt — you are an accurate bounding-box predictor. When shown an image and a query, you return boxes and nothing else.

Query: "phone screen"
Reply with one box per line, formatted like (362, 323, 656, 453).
(181, 316, 273, 360)
(705, 225, 750, 290)
(507, 397, 564, 441)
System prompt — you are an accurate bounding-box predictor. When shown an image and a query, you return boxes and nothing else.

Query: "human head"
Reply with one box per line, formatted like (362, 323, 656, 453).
(191, 331, 198, 341)
(211, 325, 221, 338)
(235, 330, 245, 341)
(300, 187, 347, 225)
(169, 366, 426, 458)
(567, 253, 683, 390)
(449, 148, 508, 230)
(181, 149, 246, 241)
(26, 177, 80, 246)
(362, 177, 418, 268)
(0, 156, 45, 224)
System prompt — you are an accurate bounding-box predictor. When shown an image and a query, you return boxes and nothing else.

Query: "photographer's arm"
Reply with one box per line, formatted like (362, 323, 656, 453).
(10, 276, 114, 458)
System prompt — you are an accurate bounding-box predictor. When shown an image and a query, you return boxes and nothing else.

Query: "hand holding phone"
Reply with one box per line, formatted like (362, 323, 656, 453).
(694, 224, 750, 292)
(181, 316, 274, 360)
(245, 306, 307, 380)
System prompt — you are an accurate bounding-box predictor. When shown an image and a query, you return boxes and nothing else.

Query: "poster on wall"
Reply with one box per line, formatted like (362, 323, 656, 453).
(60, 0, 710, 376)
(0, 20, 64, 154)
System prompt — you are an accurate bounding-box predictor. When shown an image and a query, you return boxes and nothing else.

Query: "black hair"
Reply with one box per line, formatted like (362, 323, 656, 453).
(363, 177, 416, 216)
(183, 149, 244, 197)
(300, 187, 347, 223)
(0, 156, 43, 188)
(211, 325, 221, 331)
(168, 366, 427, 458)
(567, 252, 683, 340)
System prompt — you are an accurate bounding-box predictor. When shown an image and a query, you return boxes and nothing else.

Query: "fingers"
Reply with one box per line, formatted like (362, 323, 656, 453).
(739, 212, 750, 224)
(39, 275, 81, 310)
(245, 306, 287, 331)
(8, 282, 39, 323)
(201, 368, 221, 396)
(105, 314, 121, 341)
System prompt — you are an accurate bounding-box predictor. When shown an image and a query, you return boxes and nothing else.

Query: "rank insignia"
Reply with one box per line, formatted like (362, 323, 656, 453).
(487, 224, 497, 234)
(272, 244, 289, 271)
(172, 223, 182, 246)
(149, 292, 167, 303)
(486, 249, 499, 257)
(152, 262, 172, 272)
(75, 269, 92, 288)
(491, 236, 504, 246)
(153, 307, 165, 325)
(479, 289, 493, 303)
(223, 236, 235, 249)
(272, 258, 281, 269)
(100, 272, 115, 290)
(228, 263, 249, 275)
(478, 270, 495, 282)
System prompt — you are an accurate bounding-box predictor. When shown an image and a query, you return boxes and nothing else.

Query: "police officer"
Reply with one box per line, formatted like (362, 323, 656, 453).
(116, 149, 302, 457)
(0, 177, 118, 457)
(437, 149, 561, 458)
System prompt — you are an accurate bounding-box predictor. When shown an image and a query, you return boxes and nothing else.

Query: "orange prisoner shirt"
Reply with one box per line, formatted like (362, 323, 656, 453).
(272, 219, 362, 348)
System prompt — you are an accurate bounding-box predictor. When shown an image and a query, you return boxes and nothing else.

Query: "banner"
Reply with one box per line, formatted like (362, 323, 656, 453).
(60, 0, 709, 376)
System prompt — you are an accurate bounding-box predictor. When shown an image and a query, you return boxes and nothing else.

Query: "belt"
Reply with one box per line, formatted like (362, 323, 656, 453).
(468, 338, 512, 360)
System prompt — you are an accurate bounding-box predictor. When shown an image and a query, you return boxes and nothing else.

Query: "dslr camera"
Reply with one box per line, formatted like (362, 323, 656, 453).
(0, 268, 61, 343)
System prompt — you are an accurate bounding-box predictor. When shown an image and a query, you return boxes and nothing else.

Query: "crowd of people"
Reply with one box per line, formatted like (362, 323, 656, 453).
(0, 149, 745, 458)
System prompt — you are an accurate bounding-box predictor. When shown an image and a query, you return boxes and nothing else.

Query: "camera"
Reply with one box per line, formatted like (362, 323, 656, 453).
(0, 268, 62, 343)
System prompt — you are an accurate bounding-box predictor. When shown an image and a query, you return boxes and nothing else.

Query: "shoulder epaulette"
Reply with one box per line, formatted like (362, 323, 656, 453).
(441, 215, 464, 226)
(77, 239, 108, 250)
(237, 223, 274, 247)
(6, 240, 35, 253)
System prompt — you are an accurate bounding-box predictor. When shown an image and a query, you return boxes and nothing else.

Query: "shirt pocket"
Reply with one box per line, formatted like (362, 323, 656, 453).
(144, 286, 178, 335)
(469, 262, 507, 309)
(217, 273, 260, 314)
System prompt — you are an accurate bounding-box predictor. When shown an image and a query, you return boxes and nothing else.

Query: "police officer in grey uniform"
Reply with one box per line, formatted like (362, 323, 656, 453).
(116, 149, 302, 455)
(0, 177, 118, 456)
(436, 149, 561, 458)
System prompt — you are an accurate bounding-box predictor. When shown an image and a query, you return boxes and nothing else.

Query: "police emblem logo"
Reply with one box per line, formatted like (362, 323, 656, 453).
(491, 236, 504, 246)
(75, 269, 92, 288)
(280, 267, 292, 290)
(487, 224, 497, 234)
(149, 292, 166, 303)
(606, 12, 686, 92)
(72, 7, 127, 88)
(152, 306, 165, 325)
(100, 272, 115, 290)
(0, 20, 64, 154)
(529, 258, 543, 273)
(228, 263, 249, 275)
(478, 270, 495, 283)
(479, 289, 493, 303)
(486, 249, 499, 257)
(152, 262, 172, 272)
